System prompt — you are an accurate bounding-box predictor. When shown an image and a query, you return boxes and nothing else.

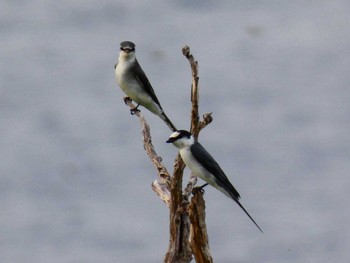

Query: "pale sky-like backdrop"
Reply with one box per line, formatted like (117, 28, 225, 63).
(1, 1, 350, 262)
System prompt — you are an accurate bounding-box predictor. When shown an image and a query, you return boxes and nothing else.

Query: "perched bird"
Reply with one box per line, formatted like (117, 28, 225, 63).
(166, 130, 263, 233)
(115, 41, 177, 131)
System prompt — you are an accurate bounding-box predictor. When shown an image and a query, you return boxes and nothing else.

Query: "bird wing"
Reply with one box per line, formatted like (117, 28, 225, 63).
(190, 141, 241, 200)
(132, 59, 162, 108)
(191, 142, 263, 233)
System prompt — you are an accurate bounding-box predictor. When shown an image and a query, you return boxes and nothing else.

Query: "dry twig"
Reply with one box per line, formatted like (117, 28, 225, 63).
(124, 45, 213, 263)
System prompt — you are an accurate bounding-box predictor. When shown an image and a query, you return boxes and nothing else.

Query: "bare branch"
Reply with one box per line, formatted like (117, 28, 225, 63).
(182, 47, 213, 262)
(164, 153, 192, 263)
(152, 180, 171, 207)
(199, 113, 213, 131)
(182, 46, 200, 138)
(123, 98, 192, 262)
(183, 175, 197, 198)
(189, 191, 213, 263)
(124, 98, 172, 205)
(123, 45, 214, 262)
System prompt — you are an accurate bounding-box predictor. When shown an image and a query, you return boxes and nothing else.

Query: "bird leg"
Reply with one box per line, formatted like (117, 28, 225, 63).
(130, 103, 140, 115)
(123, 97, 141, 115)
(123, 96, 132, 105)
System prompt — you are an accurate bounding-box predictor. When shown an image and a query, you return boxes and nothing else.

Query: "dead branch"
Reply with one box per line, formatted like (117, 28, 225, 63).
(189, 191, 213, 263)
(124, 98, 172, 207)
(164, 154, 192, 263)
(182, 46, 213, 263)
(124, 45, 213, 263)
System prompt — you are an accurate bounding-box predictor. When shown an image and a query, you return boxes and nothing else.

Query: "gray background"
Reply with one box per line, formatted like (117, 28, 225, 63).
(1, 1, 349, 262)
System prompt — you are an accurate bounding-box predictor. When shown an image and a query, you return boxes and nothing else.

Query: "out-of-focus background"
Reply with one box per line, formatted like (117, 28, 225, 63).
(1, 1, 350, 262)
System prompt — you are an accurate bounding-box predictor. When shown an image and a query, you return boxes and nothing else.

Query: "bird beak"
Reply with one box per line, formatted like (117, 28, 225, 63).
(166, 138, 175, 143)
(121, 48, 132, 53)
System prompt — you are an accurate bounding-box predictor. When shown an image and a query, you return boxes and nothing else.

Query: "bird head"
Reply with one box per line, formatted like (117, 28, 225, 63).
(166, 130, 194, 149)
(119, 41, 136, 58)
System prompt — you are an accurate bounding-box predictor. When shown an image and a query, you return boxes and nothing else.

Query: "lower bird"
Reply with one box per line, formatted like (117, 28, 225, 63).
(115, 41, 177, 131)
(166, 130, 263, 233)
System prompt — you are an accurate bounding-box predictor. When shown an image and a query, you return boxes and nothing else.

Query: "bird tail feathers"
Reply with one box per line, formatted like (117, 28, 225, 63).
(160, 112, 177, 132)
(234, 198, 263, 233)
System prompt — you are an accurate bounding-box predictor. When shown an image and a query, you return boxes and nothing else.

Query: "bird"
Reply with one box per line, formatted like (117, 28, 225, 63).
(115, 41, 177, 132)
(166, 130, 263, 233)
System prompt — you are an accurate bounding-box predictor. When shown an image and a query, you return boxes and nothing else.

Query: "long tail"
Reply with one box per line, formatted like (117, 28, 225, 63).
(160, 112, 177, 132)
(234, 198, 263, 233)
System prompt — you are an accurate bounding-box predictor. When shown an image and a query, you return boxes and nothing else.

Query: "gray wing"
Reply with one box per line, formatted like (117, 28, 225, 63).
(192, 142, 263, 233)
(191, 141, 241, 200)
(132, 59, 162, 108)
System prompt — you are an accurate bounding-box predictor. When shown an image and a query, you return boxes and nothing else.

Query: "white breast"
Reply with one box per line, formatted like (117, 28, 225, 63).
(179, 147, 220, 188)
(115, 57, 141, 97)
(115, 56, 162, 115)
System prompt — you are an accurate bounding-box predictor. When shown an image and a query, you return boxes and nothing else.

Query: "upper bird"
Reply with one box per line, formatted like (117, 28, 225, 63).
(166, 130, 263, 233)
(115, 41, 177, 131)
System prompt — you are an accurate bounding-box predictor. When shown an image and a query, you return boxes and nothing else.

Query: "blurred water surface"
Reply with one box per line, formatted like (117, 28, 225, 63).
(1, 1, 350, 262)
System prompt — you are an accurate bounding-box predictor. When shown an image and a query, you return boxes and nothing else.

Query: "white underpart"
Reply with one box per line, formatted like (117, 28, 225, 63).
(173, 136, 230, 198)
(115, 51, 162, 115)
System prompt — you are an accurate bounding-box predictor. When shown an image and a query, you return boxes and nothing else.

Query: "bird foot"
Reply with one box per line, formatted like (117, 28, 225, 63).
(130, 107, 140, 115)
(123, 96, 132, 105)
(123, 97, 141, 115)
(192, 183, 209, 196)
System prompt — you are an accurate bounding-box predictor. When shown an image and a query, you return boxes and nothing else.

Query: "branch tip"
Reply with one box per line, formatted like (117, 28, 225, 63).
(182, 45, 191, 58)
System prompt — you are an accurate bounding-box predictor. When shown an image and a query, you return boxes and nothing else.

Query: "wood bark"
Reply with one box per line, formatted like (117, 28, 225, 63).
(125, 46, 213, 263)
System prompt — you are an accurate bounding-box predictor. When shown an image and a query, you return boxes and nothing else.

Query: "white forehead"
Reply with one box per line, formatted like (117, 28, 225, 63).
(169, 131, 181, 138)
